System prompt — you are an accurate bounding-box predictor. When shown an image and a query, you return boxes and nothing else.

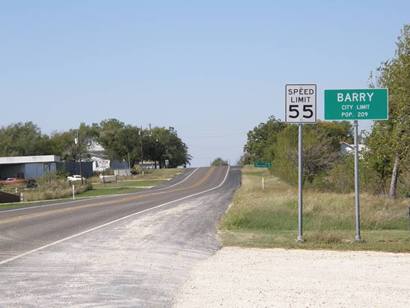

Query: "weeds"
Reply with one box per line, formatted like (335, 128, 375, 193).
(220, 166, 410, 252)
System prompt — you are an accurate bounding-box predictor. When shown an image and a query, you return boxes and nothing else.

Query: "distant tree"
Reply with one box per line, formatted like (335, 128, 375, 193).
(97, 118, 127, 161)
(98, 121, 190, 168)
(0, 122, 52, 156)
(237, 153, 251, 166)
(49, 122, 99, 161)
(243, 116, 286, 164)
(48, 131, 78, 160)
(211, 158, 228, 166)
(244, 118, 352, 185)
(367, 25, 410, 198)
(0, 119, 191, 170)
(145, 127, 190, 168)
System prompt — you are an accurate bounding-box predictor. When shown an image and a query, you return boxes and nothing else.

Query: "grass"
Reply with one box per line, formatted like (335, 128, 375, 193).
(79, 168, 183, 197)
(92, 168, 182, 181)
(77, 180, 160, 197)
(219, 166, 410, 253)
(0, 168, 183, 209)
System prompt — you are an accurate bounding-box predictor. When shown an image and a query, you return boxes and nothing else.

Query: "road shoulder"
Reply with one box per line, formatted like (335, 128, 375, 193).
(175, 246, 410, 307)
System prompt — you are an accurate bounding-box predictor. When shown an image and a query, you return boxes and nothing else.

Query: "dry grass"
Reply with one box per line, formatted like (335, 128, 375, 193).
(89, 168, 183, 183)
(22, 179, 92, 202)
(220, 166, 410, 252)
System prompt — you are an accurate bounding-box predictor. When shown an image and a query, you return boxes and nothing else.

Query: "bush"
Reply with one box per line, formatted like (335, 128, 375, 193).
(325, 157, 355, 193)
(211, 158, 229, 166)
(131, 165, 143, 175)
(322, 156, 381, 194)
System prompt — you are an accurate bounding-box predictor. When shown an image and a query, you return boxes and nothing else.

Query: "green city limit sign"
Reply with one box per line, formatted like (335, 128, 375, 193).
(324, 89, 388, 120)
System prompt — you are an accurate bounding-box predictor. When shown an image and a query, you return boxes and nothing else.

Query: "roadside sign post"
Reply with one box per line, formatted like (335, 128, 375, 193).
(285, 84, 317, 242)
(353, 120, 361, 241)
(297, 123, 303, 242)
(324, 88, 388, 241)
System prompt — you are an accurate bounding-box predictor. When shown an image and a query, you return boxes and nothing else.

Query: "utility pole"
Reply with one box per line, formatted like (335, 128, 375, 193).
(75, 131, 84, 185)
(140, 126, 144, 176)
(127, 152, 131, 175)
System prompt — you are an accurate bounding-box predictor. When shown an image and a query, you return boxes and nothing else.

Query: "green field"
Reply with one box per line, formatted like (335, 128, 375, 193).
(219, 167, 410, 252)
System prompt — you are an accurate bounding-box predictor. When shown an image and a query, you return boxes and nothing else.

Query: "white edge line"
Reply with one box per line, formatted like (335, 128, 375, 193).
(0, 168, 200, 214)
(0, 166, 230, 266)
(154, 167, 200, 191)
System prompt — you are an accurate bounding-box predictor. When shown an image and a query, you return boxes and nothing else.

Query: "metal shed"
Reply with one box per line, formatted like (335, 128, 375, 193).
(0, 155, 60, 180)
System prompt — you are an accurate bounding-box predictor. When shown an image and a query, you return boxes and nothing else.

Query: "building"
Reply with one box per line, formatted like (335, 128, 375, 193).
(87, 141, 111, 173)
(340, 142, 368, 158)
(111, 161, 131, 176)
(140, 160, 158, 169)
(91, 156, 111, 172)
(63, 161, 93, 178)
(0, 155, 60, 180)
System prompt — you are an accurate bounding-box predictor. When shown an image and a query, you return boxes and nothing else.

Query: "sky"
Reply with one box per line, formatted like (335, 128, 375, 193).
(1, 1, 409, 166)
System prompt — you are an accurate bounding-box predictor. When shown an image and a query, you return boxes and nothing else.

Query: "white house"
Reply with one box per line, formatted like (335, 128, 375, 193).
(91, 156, 111, 172)
(340, 142, 368, 158)
(87, 141, 110, 172)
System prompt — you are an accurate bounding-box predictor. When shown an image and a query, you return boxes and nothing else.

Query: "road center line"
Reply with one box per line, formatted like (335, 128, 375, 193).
(0, 168, 213, 225)
(0, 166, 230, 266)
(0, 168, 199, 214)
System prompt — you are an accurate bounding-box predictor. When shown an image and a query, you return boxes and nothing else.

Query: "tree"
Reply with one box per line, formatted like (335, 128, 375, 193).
(49, 122, 99, 161)
(145, 127, 190, 168)
(244, 118, 352, 185)
(97, 118, 127, 161)
(98, 121, 190, 168)
(368, 25, 410, 198)
(243, 116, 286, 164)
(303, 122, 352, 183)
(211, 158, 228, 166)
(0, 122, 52, 156)
(48, 131, 78, 160)
(0, 119, 191, 170)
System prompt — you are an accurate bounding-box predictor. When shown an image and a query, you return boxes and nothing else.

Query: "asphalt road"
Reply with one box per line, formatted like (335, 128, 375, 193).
(0, 166, 240, 306)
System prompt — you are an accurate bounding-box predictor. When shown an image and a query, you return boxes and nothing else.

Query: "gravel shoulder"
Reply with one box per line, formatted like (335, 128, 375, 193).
(175, 247, 410, 308)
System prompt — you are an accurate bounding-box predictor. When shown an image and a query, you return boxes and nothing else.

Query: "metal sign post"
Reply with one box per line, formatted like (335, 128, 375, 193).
(285, 84, 317, 242)
(297, 123, 303, 242)
(353, 120, 361, 241)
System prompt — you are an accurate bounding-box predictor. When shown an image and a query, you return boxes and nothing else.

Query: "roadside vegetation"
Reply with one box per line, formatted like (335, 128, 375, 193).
(226, 26, 410, 252)
(240, 25, 410, 198)
(211, 158, 229, 166)
(220, 167, 410, 252)
(0, 173, 92, 204)
(79, 168, 182, 197)
(0, 168, 182, 209)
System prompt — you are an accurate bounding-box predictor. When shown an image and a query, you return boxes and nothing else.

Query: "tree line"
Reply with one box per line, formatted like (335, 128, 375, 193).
(242, 25, 410, 199)
(0, 119, 191, 169)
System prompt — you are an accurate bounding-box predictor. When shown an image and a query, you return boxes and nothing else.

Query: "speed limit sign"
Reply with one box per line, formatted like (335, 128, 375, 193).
(285, 84, 317, 123)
